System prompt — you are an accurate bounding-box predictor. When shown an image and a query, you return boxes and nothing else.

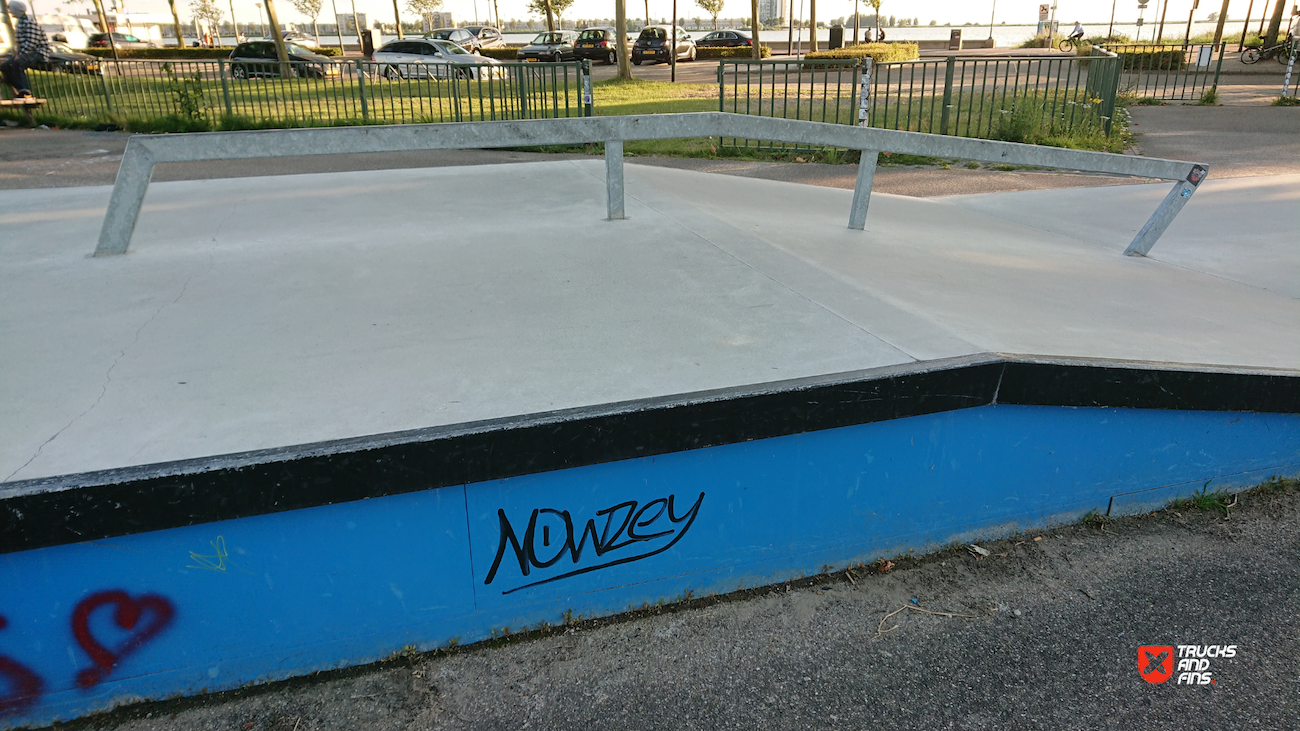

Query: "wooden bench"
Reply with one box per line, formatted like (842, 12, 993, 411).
(0, 97, 46, 126)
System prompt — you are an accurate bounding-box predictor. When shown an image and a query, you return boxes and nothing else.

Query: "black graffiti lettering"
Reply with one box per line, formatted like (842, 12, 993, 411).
(526, 509, 575, 569)
(484, 508, 530, 586)
(627, 498, 670, 540)
(485, 492, 706, 594)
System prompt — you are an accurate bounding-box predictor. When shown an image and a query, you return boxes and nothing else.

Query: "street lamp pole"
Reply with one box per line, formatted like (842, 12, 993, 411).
(988, 0, 996, 39)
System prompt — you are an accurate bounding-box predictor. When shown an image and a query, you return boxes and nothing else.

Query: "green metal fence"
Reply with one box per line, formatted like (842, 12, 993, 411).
(20, 59, 591, 126)
(718, 51, 1123, 150)
(1100, 43, 1225, 101)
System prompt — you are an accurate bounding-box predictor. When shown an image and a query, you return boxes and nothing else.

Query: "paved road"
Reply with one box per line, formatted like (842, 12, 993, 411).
(69, 485, 1300, 731)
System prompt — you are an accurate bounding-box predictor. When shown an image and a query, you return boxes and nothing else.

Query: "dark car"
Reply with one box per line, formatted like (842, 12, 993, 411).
(87, 32, 157, 49)
(21, 42, 102, 74)
(460, 26, 505, 49)
(695, 29, 754, 48)
(631, 25, 695, 65)
(516, 31, 578, 62)
(573, 28, 623, 64)
(229, 41, 338, 79)
(422, 28, 482, 53)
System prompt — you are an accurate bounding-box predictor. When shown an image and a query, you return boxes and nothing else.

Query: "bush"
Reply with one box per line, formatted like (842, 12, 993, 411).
(804, 42, 918, 64)
(1115, 47, 1187, 70)
(84, 46, 342, 59)
(480, 45, 525, 60)
(697, 46, 772, 59)
(1018, 32, 1049, 49)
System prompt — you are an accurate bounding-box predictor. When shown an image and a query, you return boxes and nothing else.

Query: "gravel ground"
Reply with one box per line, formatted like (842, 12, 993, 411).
(54, 482, 1300, 731)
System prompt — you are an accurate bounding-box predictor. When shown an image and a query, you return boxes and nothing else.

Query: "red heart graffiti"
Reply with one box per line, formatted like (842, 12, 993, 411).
(71, 591, 175, 689)
(0, 615, 44, 716)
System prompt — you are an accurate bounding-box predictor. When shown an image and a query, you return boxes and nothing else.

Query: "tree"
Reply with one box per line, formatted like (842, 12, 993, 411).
(528, 0, 574, 30)
(405, 0, 442, 28)
(289, 0, 322, 44)
(866, 0, 881, 37)
(166, 0, 187, 48)
(695, 0, 723, 29)
(190, 0, 224, 45)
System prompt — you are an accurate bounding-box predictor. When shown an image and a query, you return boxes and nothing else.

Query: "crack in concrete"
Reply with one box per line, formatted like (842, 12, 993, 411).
(3, 274, 195, 483)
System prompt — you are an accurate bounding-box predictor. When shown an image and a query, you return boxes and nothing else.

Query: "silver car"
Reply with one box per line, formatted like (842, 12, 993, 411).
(373, 39, 503, 80)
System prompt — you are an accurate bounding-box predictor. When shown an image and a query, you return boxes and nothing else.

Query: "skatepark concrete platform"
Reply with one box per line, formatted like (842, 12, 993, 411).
(1, 159, 1297, 727)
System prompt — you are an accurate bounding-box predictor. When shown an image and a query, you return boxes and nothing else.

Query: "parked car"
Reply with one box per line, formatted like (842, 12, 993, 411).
(44, 42, 102, 74)
(263, 32, 320, 48)
(422, 28, 482, 54)
(695, 29, 754, 48)
(631, 25, 695, 65)
(573, 27, 623, 64)
(459, 26, 505, 49)
(87, 32, 157, 49)
(229, 41, 338, 79)
(516, 31, 578, 62)
(373, 38, 503, 79)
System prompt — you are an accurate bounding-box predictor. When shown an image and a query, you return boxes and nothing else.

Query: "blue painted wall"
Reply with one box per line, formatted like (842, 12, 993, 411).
(2, 405, 1297, 726)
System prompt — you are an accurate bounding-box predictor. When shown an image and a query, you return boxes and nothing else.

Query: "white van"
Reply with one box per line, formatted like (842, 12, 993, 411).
(37, 15, 101, 49)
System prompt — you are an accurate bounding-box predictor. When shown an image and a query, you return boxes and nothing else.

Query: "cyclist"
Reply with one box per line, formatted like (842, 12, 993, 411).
(1068, 21, 1085, 42)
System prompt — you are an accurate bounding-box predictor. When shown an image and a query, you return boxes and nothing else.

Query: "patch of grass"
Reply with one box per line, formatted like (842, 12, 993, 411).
(1197, 85, 1218, 105)
(879, 152, 942, 166)
(1177, 485, 1237, 516)
(1128, 96, 1165, 106)
(590, 77, 717, 116)
(1273, 96, 1300, 106)
(964, 161, 981, 169)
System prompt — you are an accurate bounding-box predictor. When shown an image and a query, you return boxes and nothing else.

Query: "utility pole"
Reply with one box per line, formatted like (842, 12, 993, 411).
(1211, 0, 1231, 43)
(330, 0, 343, 52)
(616, 0, 631, 78)
(1237, 0, 1255, 49)
(670, 0, 676, 81)
(988, 0, 996, 39)
(1157, 0, 1169, 41)
(1107, 0, 1116, 41)
(1183, 0, 1198, 45)
(787, 0, 794, 53)
(264, 0, 292, 76)
(808, 0, 816, 52)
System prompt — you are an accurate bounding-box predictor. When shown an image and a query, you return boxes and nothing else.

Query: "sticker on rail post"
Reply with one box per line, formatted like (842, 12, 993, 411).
(858, 59, 872, 126)
(1186, 164, 1207, 186)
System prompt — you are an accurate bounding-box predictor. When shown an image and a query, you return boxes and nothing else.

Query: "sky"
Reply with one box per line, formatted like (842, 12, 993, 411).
(31, 0, 1234, 31)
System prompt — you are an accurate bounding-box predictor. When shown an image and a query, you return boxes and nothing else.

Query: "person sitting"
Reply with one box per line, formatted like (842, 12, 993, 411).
(1069, 21, 1085, 40)
(1, 1, 51, 99)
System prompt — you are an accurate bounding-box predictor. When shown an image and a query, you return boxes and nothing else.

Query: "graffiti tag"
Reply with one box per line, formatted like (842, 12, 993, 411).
(485, 492, 705, 595)
(0, 616, 43, 716)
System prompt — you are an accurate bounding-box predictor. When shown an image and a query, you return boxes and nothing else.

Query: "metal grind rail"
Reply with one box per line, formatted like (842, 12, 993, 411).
(96, 112, 1205, 259)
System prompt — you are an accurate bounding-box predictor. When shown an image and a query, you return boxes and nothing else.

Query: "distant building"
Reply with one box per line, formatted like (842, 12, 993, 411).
(335, 13, 370, 33)
(758, 0, 784, 24)
(423, 11, 453, 30)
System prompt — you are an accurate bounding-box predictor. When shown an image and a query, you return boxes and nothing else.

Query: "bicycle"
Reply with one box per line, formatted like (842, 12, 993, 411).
(1058, 35, 1085, 53)
(1242, 37, 1297, 64)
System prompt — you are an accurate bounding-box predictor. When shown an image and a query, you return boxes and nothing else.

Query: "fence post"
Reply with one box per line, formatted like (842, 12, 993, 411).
(856, 57, 872, 127)
(1211, 42, 1225, 89)
(219, 61, 233, 118)
(717, 61, 724, 111)
(940, 56, 955, 135)
(98, 62, 114, 114)
(582, 59, 593, 117)
(605, 139, 624, 219)
(355, 60, 369, 122)
(517, 66, 531, 119)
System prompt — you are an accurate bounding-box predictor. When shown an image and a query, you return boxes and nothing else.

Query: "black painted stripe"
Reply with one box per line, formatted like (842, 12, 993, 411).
(2, 354, 1297, 555)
